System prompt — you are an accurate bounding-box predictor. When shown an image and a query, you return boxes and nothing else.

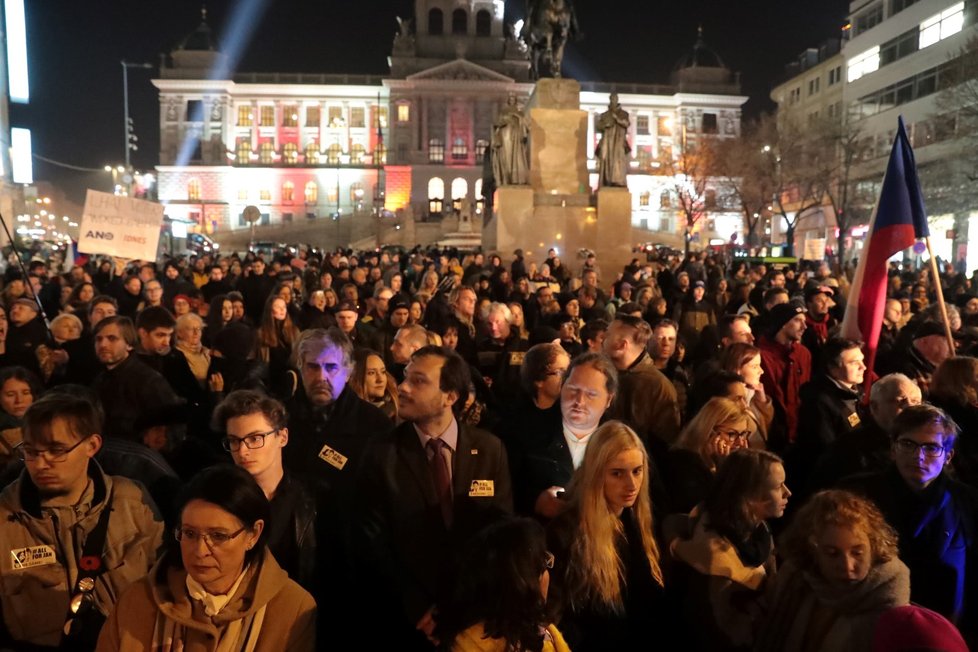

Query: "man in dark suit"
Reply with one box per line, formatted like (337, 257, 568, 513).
(356, 345, 512, 650)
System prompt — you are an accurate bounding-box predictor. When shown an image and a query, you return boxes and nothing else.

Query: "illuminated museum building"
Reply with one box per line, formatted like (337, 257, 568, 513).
(154, 1, 748, 243)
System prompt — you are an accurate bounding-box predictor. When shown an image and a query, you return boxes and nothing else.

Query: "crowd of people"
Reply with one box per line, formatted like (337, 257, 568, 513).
(0, 242, 975, 652)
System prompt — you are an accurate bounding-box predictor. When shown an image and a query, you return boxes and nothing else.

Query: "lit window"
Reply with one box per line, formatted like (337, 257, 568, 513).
(374, 143, 387, 165)
(238, 188, 248, 200)
(283, 142, 298, 165)
(235, 138, 251, 165)
(283, 105, 299, 127)
(259, 141, 275, 165)
(378, 107, 389, 129)
(451, 138, 468, 160)
(660, 191, 672, 209)
(350, 144, 365, 164)
(919, 3, 963, 49)
(305, 181, 318, 203)
(636, 115, 650, 134)
(306, 106, 320, 127)
(475, 178, 484, 199)
(428, 177, 445, 214)
(475, 139, 489, 163)
(282, 181, 295, 203)
(259, 189, 271, 201)
(429, 139, 445, 163)
(451, 177, 468, 201)
(397, 104, 410, 123)
(188, 179, 201, 201)
(328, 107, 345, 128)
(350, 107, 365, 128)
(350, 182, 365, 202)
(237, 105, 253, 126)
(326, 143, 342, 165)
(848, 46, 880, 82)
(260, 106, 275, 127)
(639, 191, 650, 207)
(305, 142, 320, 165)
(657, 115, 672, 136)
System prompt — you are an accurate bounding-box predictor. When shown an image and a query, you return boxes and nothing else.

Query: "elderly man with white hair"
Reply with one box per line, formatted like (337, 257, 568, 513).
(476, 301, 529, 404)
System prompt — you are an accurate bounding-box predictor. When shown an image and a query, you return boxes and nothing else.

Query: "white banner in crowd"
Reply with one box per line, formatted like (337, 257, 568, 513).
(803, 238, 826, 262)
(77, 190, 164, 261)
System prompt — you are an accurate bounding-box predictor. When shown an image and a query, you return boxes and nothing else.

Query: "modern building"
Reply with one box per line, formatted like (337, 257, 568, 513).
(774, 0, 978, 269)
(154, 2, 748, 250)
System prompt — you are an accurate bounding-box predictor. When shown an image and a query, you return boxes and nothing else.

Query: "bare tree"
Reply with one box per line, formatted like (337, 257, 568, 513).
(659, 128, 717, 256)
(932, 34, 978, 191)
(713, 119, 777, 248)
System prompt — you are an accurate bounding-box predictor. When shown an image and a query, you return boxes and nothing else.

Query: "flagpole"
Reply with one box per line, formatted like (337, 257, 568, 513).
(924, 236, 955, 356)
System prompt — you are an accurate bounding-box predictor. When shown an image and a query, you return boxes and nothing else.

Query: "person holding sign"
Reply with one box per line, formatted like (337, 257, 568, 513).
(356, 346, 513, 649)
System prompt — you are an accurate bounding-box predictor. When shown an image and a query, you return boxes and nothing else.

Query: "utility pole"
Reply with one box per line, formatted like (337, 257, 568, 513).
(122, 60, 153, 194)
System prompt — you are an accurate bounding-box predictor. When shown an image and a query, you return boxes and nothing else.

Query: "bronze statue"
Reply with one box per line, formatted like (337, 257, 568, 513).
(596, 93, 631, 188)
(522, 0, 579, 80)
(491, 96, 529, 186)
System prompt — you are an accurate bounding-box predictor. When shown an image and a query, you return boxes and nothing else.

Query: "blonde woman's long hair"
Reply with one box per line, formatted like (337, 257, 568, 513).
(563, 421, 663, 613)
(674, 397, 750, 469)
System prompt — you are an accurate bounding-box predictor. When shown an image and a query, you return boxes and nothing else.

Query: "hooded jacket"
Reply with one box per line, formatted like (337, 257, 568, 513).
(96, 548, 315, 652)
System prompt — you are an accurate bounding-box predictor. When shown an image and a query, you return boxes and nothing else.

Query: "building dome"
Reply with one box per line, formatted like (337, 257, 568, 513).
(674, 26, 726, 71)
(177, 7, 217, 52)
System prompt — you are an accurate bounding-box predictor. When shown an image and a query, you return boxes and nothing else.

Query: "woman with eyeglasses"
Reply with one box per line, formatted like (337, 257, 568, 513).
(438, 517, 570, 652)
(666, 448, 790, 650)
(174, 313, 211, 389)
(753, 490, 909, 652)
(663, 397, 752, 515)
(96, 464, 316, 652)
(545, 421, 666, 651)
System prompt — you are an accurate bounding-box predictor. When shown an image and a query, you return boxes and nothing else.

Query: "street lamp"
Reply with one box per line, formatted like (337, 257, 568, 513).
(122, 60, 153, 193)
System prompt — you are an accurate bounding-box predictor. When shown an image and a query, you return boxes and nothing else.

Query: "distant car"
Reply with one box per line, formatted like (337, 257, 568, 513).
(249, 241, 296, 260)
(187, 232, 220, 255)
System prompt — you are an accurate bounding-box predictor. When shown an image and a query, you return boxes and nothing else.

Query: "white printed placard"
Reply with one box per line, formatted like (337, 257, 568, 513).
(77, 190, 164, 261)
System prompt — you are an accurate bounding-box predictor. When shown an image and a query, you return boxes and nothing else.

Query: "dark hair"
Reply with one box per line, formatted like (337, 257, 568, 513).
(437, 518, 550, 652)
(563, 351, 618, 396)
(211, 389, 288, 433)
(890, 403, 960, 450)
(87, 294, 119, 317)
(0, 366, 42, 407)
(23, 392, 102, 445)
(612, 314, 653, 347)
(520, 342, 565, 396)
(174, 465, 270, 567)
(411, 345, 470, 415)
(700, 370, 746, 402)
(718, 314, 750, 341)
(822, 337, 862, 372)
(702, 448, 784, 543)
(580, 318, 609, 347)
(93, 315, 138, 348)
(135, 305, 176, 332)
(763, 287, 789, 305)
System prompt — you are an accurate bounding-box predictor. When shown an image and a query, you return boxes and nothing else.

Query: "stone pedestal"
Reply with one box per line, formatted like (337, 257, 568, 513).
(595, 187, 634, 267)
(527, 79, 589, 195)
(483, 186, 533, 254)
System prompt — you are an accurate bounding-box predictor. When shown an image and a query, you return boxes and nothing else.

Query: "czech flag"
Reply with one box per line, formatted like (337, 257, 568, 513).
(841, 116, 929, 377)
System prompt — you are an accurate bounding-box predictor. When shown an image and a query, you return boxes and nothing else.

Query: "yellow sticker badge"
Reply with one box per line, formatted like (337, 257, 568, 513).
(11, 545, 56, 570)
(318, 444, 349, 470)
(469, 480, 495, 497)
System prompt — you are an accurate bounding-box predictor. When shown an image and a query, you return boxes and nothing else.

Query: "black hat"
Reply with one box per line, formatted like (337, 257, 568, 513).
(336, 300, 358, 314)
(389, 296, 410, 313)
(213, 322, 257, 361)
(804, 284, 835, 302)
(768, 300, 807, 335)
(913, 321, 947, 340)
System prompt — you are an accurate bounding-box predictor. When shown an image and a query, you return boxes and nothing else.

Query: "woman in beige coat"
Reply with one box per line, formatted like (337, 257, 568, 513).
(97, 465, 315, 652)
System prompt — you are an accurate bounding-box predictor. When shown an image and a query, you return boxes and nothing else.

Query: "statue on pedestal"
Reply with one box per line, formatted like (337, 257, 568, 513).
(522, 0, 579, 80)
(491, 96, 529, 186)
(596, 93, 631, 188)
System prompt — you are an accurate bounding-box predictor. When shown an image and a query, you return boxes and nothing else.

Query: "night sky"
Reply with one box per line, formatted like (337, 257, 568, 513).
(17, 0, 850, 204)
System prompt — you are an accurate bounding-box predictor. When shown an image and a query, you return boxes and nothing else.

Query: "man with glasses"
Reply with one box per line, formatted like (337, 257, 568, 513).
(213, 389, 320, 591)
(845, 404, 978, 646)
(0, 393, 163, 650)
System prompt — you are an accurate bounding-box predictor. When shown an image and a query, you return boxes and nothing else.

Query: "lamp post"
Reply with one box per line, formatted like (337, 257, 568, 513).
(122, 60, 153, 194)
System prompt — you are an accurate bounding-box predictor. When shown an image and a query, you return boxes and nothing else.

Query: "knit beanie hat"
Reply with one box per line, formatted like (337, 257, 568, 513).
(767, 300, 806, 336)
(872, 605, 968, 652)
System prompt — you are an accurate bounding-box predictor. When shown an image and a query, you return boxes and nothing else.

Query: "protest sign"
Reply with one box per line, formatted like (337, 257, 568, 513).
(77, 190, 164, 261)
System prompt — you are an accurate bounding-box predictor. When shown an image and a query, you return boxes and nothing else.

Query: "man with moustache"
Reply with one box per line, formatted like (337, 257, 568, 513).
(0, 393, 163, 650)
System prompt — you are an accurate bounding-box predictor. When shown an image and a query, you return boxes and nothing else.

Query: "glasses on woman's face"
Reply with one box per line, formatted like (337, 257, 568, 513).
(894, 438, 947, 459)
(221, 429, 278, 452)
(174, 526, 246, 549)
(543, 551, 555, 570)
(714, 427, 751, 442)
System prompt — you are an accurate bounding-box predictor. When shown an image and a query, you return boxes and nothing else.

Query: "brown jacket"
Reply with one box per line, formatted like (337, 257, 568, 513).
(96, 549, 316, 652)
(607, 351, 681, 447)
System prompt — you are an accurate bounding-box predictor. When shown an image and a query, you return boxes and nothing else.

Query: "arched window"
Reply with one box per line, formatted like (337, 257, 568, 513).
(188, 178, 201, 201)
(452, 9, 467, 34)
(451, 137, 468, 161)
(283, 142, 298, 165)
(259, 141, 275, 165)
(475, 178, 484, 199)
(305, 181, 318, 204)
(660, 190, 672, 209)
(476, 10, 491, 36)
(350, 143, 365, 165)
(428, 8, 443, 35)
(451, 177, 468, 212)
(639, 191, 650, 207)
(282, 181, 295, 203)
(428, 138, 445, 163)
(475, 139, 489, 163)
(304, 142, 320, 165)
(428, 177, 445, 215)
(326, 143, 343, 165)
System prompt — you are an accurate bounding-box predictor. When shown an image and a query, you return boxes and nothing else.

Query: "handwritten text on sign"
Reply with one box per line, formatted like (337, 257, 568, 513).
(77, 190, 164, 261)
